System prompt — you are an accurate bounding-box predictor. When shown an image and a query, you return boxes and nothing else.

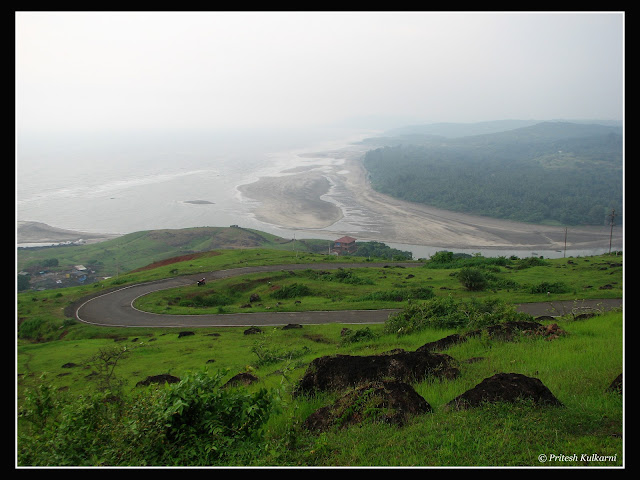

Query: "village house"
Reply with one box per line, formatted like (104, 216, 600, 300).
(331, 236, 357, 255)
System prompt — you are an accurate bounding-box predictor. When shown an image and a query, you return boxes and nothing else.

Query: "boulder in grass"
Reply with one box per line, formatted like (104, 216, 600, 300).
(294, 350, 458, 397)
(606, 373, 622, 394)
(223, 372, 258, 388)
(445, 372, 563, 410)
(303, 380, 432, 431)
(136, 374, 181, 387)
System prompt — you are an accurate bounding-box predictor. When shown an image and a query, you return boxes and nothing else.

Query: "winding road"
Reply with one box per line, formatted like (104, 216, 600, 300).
(75, 262, 622, 328)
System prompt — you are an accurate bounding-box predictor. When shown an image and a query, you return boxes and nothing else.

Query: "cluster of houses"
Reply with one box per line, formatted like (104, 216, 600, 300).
(20, 236, 361, 291)
(19, 264, 101, 290)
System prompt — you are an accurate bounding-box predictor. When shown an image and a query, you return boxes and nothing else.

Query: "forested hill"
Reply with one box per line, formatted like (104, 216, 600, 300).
(362, 121, 623, 226)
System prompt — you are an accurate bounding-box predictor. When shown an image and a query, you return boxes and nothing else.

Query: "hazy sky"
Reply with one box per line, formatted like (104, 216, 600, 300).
(15, 11, 624, 133)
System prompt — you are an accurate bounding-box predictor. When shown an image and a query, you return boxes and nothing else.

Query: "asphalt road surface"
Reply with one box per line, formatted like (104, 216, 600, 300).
(75, 262, 622, 328)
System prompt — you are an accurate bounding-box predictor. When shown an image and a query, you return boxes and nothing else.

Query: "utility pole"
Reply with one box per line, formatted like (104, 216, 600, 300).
(564, 227, 567, 258)
(607, 209, 617, 254)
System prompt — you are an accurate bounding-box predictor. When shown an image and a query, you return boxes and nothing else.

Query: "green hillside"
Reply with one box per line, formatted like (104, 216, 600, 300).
(17, 226, 412, 291)
(16, 246, 623, 466)
(362, 122, 623, 226)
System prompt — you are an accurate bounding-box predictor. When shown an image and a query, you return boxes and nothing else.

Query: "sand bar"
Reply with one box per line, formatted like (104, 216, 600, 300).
(238, 147, 623, 251)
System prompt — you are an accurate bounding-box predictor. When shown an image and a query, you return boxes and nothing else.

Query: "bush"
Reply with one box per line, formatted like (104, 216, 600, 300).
(270, 283, 312, 299)
(515, 257, 549, 269)
(155, 369, 277, 464)
(341, 327, 378, 344)
(18, 369, 278, 466)
(528, 281, 570, 294)
(18, 317, 47, 340)
(458, 267, 488, 291)
(384, 297, 532, 335)
(358, 287, 434, 302)
(179, 293, 233, 308)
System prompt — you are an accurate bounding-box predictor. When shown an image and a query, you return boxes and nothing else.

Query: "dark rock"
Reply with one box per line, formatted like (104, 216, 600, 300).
(303, 380, 432, 432)
(417, 333, 466, 353)
(606, 373, 622, 394)
(244, 326, 262, 335)
(224, 372, 258, 388)
(485, 321, 543, 341)
(445, 372, 563, 410)
(136, 374, 181, 387)
(294, 350, 458, 397)
(282, 323, 303, 329)
(178, 331, 195, 338)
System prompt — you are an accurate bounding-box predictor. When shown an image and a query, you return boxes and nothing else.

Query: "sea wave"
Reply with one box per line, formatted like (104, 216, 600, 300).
(18, 168, 219, 203)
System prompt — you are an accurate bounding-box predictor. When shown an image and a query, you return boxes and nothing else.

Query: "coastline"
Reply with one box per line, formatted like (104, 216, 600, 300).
(236, 146, 623, 252)
(18, 138, 623, 254)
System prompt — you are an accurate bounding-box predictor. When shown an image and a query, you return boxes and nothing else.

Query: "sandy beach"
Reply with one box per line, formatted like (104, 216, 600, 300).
(237, 147, 623, 252)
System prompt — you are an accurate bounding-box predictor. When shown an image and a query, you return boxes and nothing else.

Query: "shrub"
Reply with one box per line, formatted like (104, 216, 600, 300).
(270, 283, 312, 299)
(515, 257, 549, 269)
(358, 287, 434, 302)
(341, 327, 378, 344)
(18, 317, 47, 340)
(155, 369, 277, 464)
(179, 293, 233, 308)
(458, 267, 488, 291)
(18, 369, 278, 466)
(384, 297, 532, 335)
(528, 281, 570, 294)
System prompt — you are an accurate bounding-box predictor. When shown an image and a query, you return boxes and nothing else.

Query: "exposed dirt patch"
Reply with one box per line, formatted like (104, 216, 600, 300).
(131, 251, 220, 272)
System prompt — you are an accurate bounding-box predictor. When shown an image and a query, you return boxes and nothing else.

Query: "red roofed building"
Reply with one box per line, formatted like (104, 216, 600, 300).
(332, 236, 357, 255)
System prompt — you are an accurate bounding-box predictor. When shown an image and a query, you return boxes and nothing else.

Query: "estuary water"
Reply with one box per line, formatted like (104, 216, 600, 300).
(16, 127, 371, 238)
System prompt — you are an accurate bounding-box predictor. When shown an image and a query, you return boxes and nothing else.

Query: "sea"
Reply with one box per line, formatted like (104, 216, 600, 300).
(16, 127, 617, 260)
(16, 127, 372, 237)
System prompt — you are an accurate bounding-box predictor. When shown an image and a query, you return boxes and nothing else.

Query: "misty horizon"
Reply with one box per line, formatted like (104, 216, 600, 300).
(16, 11, 624, 134)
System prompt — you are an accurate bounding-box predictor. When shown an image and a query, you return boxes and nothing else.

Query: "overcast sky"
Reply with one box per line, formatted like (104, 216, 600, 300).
(15, 11, 624, 133)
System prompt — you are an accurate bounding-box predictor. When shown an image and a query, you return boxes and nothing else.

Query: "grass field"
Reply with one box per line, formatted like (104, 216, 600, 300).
(16, 249, 624, 466)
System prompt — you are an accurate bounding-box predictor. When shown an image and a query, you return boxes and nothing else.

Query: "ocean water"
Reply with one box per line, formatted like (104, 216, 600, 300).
(16, 127, 371, 239)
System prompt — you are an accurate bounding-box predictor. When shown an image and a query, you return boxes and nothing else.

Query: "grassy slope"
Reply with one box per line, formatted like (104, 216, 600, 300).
(16, 243, 624, 466)
(17, 226, 305, 277)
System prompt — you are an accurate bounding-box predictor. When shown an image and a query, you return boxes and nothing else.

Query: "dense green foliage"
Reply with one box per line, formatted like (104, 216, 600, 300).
(363, 122, 622, 226)
(352, 241, 413, 260)
(18, 369, 277, 466)
(383, 296, 532, 335)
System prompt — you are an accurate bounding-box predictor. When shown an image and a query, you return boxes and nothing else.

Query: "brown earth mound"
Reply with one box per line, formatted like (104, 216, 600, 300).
(294, 350, 458, 397)
(445, 372, 563, 410)
(303, 380, 432, 431)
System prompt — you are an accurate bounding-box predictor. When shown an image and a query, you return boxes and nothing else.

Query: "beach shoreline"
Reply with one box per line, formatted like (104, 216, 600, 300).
(18, 141, 623, 254)
(236, 146, 623, 252)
